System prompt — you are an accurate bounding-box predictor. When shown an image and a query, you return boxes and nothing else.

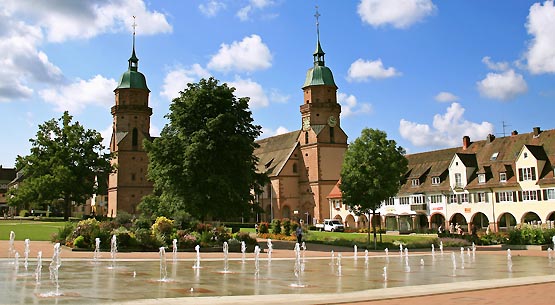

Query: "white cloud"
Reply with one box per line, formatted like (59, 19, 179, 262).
(477, 70, 528, 101)
(269, 89, 290, 104)
(0, 10, 63, 101)
(337, 92, 372, 118)
(160, 64, 211, 100)
(208, 35, 272, 72)
(347, 58, 401, 82)
(482, 56, 510, 71)
(260, 126, 289, 138)
(357, 0, 436, 29)
(39, 75, 118, 114)
(434, 91, 459, 103)
(525, 1, 555, 74)
(227, 76, 269, 108)
(237, 0, 274, 21)
(150, 123, 161, 138)
(199, 0, 226, 17)
(399, 102, 494, 148)
(5, 0, 172, 42)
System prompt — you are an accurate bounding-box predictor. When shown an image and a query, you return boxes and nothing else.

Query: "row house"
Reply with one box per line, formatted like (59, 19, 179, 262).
(328, 127, 555, 233)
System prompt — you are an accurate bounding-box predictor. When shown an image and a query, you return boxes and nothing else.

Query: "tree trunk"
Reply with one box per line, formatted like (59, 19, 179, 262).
(64, 196, 71, 221)
(367, 213, 371, 247)
(372, 210, 377, 250)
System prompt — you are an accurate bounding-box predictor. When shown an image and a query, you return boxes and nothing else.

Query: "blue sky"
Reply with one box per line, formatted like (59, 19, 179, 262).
(2, 0, 555, 168)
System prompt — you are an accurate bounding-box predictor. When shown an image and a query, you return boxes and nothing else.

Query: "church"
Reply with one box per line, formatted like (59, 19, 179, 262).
(253, 27, 347, 225)
(106, 16, 346, 223)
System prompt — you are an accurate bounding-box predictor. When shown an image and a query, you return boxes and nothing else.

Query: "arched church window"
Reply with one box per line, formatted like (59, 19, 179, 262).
(305, 132, 309, 144)
(292, 163, 298, 173)
(330, 127, 334, 143)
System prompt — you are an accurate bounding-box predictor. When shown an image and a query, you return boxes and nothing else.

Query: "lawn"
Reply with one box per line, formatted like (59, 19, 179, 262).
(0, 220, 67, 241)
(305, 231, 438, 248)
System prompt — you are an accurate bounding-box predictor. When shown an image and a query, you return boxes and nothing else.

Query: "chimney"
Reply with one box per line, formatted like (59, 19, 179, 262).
(511, 130, 518, 136)
(486, 134, 495, 143)
(462, 136, 470, 150)
(533, 126, 541, 137)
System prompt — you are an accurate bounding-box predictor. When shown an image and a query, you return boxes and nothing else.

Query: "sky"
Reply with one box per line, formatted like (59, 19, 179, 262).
(2, 0, 555, 168)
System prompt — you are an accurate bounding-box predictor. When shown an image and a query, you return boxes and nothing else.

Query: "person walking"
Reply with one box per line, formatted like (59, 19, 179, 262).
(296, 226, 303, 244)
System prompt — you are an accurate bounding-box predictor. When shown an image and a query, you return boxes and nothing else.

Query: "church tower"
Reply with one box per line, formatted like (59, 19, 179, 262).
(298, 9, 348, 223)
(107, 19, 153, 217)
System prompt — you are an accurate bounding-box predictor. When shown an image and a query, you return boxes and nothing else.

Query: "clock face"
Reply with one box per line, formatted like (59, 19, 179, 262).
(302, 117, 310, 131)
(328, 115, 337, 127)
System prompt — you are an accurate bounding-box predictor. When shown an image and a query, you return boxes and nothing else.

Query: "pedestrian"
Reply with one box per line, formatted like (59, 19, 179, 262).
(296, 226, 303, 244)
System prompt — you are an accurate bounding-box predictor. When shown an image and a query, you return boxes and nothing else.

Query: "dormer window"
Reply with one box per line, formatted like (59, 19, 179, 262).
(523, 152, 528, 159)
(431, 177, 440, 185)
(411, 179, 420, 187)
(499, 172, 507, 182)
(491, 152, 499, 160)
(519, 167, 537, 181)
(478, 174, 486, 184)
(454, 173, 462, 187)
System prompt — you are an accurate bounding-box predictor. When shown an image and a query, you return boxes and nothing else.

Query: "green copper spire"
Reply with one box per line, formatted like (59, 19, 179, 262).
(303, 7, 337, 89)
(116, 16, 150, 91)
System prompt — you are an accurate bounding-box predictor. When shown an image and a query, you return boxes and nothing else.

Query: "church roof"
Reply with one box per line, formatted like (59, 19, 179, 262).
(254, 130, 300, 177)
(327, 179, 342, 199)
(115, 28, 149, 92)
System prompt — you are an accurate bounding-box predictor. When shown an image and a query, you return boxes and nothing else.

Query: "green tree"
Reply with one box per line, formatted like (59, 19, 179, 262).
(340, 128, 408, 249)
(145, 77, 267, 221)
(8, 111, 112, 220)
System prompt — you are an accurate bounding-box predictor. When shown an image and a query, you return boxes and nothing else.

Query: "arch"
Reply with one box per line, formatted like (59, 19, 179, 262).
(385, 215, 398, 231)
(498, 212, 516, 231)
(333, 215, 343, 222)
(345, 214, 356, 228)
(471, 212, 489, 229)
(430, 213, 445, 230)
(357, 214, 368, 229)
(547, 212, 555, 229)
(399, 215, 412, 233)
(450, 213, 468, 232)
(281, 205, 291, 219)
(522, 211, 541, 224)
(414, 213, 428, 232)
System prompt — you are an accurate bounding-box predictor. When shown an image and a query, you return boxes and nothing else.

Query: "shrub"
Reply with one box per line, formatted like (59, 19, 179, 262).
(151, 216, 174, 236)
(233, 231, 257, 245)
(282, 218, 291, 236)
(507, 225, 551, 245)
(199, 230, 214, 247)
(271, 219, 282, 234)
(134, 228, 164, 250)
(195, 222, 213, 234)
(212, 226, 231, 244)
(258, 222, 269, 234)
(177, 231, 199, 249)
(19, 210, 29, 217)
(479, 232, 507, 245)
(52, 222, 77, 244)
(112, 226, 137, 249)
(114, 211, 134, 228)
(73, 236, 86, 248)
(72, 218, 101, 248)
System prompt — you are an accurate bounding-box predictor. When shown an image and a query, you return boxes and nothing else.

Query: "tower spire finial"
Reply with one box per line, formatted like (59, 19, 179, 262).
(128, 16, 139, 71)
(315, 6, 320, 41)
(313, 6, 325, 66)
(132, 16, 137, 50)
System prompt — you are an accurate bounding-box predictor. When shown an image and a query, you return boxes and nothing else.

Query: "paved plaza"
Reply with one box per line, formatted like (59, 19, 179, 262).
(2, 240, 555, 305)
